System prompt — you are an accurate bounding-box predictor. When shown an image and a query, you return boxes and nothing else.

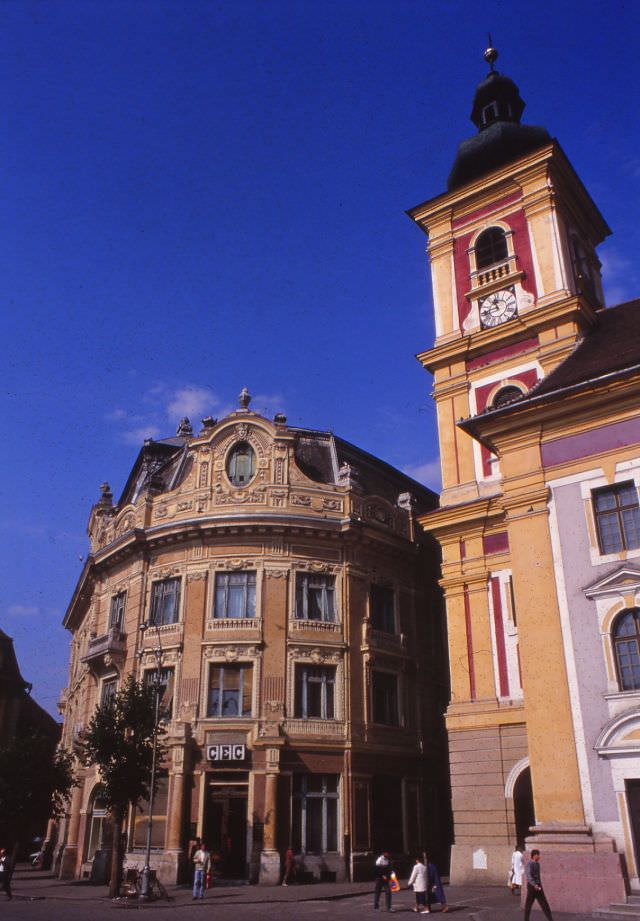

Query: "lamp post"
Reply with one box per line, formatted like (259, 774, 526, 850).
(138, 619, 164, 901)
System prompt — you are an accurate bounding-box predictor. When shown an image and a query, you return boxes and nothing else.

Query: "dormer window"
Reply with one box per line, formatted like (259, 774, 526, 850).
(475, 227, 508, 269)
(482, 102, 499, 125)
(227, 442, 256, 487)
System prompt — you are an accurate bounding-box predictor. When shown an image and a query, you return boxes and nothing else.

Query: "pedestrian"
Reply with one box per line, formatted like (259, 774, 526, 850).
(524, 849, 554, 921)
(373, 851, 394, 911)
(407, 855, 430, 914)
(0, 849, 12, 901)
(282, 846, 295, 886)
(423, 854, 448, 913)
(189, 837, 202, 886)
(192, 840, 211, 900)
(510, 845, 524, 894)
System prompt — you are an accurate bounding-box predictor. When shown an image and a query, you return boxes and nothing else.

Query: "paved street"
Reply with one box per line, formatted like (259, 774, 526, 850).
(0, 867, 609, 921)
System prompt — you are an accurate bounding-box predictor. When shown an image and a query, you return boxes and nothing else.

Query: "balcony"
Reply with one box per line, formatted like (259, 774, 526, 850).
(283, 719, 347, 739)
(468, 254, 521, 294)
(289, 618, 342, 636)
(81, 627, 127, 670)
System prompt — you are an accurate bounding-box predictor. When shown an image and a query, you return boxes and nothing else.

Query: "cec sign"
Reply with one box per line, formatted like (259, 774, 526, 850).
(207, 743, 246, 762)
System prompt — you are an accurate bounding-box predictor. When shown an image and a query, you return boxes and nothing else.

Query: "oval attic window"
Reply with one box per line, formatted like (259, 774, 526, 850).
(227, 442, 256, 487)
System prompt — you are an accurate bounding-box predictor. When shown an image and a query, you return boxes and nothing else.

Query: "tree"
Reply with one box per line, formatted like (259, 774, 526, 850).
(79, 675, 166, 898)
(0, 731, 76, 860)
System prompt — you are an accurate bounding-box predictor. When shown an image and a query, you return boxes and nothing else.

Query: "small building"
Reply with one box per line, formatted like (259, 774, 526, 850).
(56, 394, 449, 884)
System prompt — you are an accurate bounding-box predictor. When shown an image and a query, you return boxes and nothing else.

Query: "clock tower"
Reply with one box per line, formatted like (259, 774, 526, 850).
(409, 46, 614, 887)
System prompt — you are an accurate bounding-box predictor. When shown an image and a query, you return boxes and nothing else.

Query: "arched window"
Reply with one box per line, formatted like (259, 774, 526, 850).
(492, 385, 523, 409)
(475, 227, 508, 270)
(226, 442, 256, 487)
(613, 609, 640, 691)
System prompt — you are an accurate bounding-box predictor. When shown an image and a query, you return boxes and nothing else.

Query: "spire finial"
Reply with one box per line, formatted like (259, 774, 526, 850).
(238, 387, 251, 410)
(484, 34, 498, 72)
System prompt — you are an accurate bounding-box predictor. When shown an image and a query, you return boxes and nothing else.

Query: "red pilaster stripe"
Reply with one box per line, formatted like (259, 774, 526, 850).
(490, 575, 510, 698)
(463, 585, 476, 700)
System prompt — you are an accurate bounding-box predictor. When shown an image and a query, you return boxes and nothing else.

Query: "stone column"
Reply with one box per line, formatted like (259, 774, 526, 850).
(59, 780, 84, 879)
(164, 732, 189, 883)
(259, 749, 281, 884)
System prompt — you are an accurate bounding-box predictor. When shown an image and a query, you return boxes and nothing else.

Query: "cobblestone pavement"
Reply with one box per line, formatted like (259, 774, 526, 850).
(0, 867, 608, 921)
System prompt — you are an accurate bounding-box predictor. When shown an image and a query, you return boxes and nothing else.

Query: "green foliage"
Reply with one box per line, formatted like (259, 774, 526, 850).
(0, 731, 76, 847)
(79, 675, 166, 822)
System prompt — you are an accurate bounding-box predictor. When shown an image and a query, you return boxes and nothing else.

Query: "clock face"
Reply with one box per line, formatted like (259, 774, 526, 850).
(479, 289, 517, 328)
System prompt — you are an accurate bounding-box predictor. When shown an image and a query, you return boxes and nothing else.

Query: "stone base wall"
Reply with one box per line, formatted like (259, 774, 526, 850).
(519, 851, 627, 914)
(448, 721, 528, 884)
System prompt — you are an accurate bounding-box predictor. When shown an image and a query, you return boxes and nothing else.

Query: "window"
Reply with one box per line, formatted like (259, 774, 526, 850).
(100, 677, 118, 708)
(207, 664, 253, 718)
(370, 585, 395, 634)
(593, 482, 640, 554)
(295, 665, 336, 719)
(214, 571, 256, 619)
(295, 573, 336, 622)
(109, 592, 126, 630)
(143, 666, 175, 719)
(613, 610, 640, 691)
(492, 385, 523, 409)
(475, 227, 508, 269)
(85, 789, 111, 861)
(132, 773, 168, 849)
(227, 442, 256, 487)
(371, 671, 399, 726)
(150, 577, 181, 625)
(292, 774, 339, 853)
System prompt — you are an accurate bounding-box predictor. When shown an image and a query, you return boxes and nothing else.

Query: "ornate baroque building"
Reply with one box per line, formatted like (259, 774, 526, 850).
(409, 46, 640, 912)
(56, 393, 448, 885)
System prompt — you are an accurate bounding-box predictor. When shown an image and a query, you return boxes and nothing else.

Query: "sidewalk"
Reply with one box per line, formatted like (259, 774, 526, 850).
(6, 866, 611, 919)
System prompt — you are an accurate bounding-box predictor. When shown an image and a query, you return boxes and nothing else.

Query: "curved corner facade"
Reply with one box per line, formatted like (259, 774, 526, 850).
(55, 408, 449, 885)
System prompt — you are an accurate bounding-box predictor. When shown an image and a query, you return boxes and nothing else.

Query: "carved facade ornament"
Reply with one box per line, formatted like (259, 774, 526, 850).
(270, 489, 287, 507)
(291, 493, 312, 507)
(199, 462, 209, 487)
(265, 569, 288, 579)
(187, 571, 208, 582)
(191, 545, 204, 560)
(217, 559, 253, 570)
(203, 644, 260, 660)
(235, 423, 249, 439)
(214, 486, 267, 505)
(322, 498, 343, 512)
(288, 645, 343, 664)
(397, 492, 417, 512)
(155, 504, 169, 519)
(177, 499, 194, 512)
(365, 502, 393, 525)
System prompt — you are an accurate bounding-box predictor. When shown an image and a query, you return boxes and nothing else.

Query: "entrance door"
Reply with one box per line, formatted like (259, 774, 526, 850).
(513, 767, 535, 848)
(205, 787, 248, 879)
(626, 780, 640, 875)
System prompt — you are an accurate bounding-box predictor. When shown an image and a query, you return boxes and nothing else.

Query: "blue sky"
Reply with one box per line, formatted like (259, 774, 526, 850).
(2, 0, 639, 717)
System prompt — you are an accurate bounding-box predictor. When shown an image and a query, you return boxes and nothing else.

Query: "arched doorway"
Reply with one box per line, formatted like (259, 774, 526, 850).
(84, 787, 113, 863)
(513, 767, 535, 848)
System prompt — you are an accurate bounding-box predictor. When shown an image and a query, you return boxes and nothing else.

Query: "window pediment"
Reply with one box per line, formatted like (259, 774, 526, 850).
(584, 566, 640, 599)
(595, 707, 640, 756)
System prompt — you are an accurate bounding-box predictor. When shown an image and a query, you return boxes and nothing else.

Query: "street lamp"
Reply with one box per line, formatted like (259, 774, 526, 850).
(138, 619, 164, 901)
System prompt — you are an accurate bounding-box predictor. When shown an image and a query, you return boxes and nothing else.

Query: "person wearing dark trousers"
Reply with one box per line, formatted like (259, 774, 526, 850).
(0, 849, 12, 900)
(373, 851, 394, 911)
(524, 850, 554, 921)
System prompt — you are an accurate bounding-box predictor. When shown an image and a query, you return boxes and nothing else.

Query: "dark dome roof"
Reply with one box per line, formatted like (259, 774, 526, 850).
(447, 67, 551, 191)
(448, 121, 551, 190)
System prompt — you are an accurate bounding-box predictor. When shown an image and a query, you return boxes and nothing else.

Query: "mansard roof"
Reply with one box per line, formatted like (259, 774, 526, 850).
(115, 416, 437, 512)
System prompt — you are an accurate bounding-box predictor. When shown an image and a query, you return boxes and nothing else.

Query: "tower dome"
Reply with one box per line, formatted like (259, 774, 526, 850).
(447, 46, 551, 191)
